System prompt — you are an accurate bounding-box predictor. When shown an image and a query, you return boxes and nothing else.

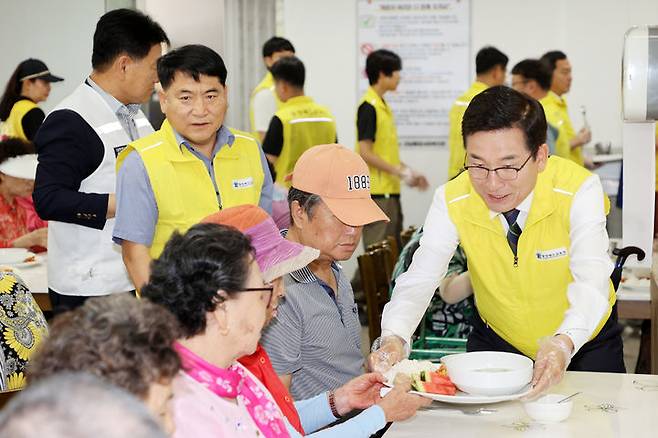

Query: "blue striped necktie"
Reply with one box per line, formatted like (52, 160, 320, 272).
(503, 209, 522, 257)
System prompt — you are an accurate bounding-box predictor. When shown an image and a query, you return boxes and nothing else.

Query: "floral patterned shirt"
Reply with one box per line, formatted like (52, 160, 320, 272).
(0, 271, 48, 390)
(0, 195, 47, 248)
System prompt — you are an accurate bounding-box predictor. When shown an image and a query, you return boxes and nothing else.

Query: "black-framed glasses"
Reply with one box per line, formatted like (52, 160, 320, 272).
(238, 286, 275, 307)
(463, 154, 533, 181)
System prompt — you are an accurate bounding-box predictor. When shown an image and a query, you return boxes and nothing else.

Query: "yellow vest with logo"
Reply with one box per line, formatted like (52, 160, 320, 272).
(249, 72, 283, 139)
(117, 119, 264, 258)
(541, 92, 583, 166)
(2, 99, 37, 140)
(274, 95, 336, 187)
(447, 82, 489, 180)
(445, 156, 614, 358)
(355, 86, 401, 195)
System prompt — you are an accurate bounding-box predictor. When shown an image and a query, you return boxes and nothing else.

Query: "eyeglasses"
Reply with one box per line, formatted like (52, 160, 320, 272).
(237, 285, 275, 308)
(463, 154, 533, 181)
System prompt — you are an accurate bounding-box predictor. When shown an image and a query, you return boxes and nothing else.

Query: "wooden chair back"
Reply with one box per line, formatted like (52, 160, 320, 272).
(358, 245, 395, 344)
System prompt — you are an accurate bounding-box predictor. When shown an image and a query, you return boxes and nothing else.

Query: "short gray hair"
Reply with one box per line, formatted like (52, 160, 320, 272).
(288, 187, 322, 224)
(0, 372, 167, 438)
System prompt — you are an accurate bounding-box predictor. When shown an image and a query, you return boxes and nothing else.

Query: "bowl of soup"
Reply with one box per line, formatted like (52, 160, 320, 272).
(441, 351, 533, 396)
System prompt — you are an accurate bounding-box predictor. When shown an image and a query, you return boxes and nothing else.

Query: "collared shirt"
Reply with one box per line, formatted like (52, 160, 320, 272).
(382, 175, 613, 356)
(260, 262, 364, 401)
(112, 126, 273, 246)
(86, 77, 141, 141)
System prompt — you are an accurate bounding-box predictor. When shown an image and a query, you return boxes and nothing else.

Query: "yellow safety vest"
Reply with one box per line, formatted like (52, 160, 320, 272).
(274, 95, 336, 187)
(355, 86, 401, 195)
(2, 99, 37, 140)
(447, 82, 489, 180)
(541, 92, 583, 166)
(249, 72, 283, 139)
(445, 156, 614, 358)
(117, 119, 264, 258)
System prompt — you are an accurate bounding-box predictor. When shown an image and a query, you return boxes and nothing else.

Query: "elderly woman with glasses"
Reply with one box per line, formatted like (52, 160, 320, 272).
(142, 207, 429, 438)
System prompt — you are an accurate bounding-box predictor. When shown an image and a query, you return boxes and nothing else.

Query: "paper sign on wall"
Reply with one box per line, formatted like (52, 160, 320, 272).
(357, 0, 470, 148)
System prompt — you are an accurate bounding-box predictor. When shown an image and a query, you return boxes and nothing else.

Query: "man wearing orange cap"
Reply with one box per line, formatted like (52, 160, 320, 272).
(260, 144, 389, 401)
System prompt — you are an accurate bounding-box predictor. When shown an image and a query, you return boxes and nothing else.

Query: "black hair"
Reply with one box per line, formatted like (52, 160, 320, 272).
(462, 86, 547, 158)
(365, 49, 402, 85)
(262, 37, 295, 58)
(511, 59, 552, 91)
(270, 56, 305, 89)
(92, 8, 169, 71)
(157, 44, 228, 89)
(0, 67, 22, 121)
(288, 187, 322, 224)
(0, 137, 35, 165)
(475, 46, 509, 75)
(141, 223, 254, 338)
(540, 50, 568, 75)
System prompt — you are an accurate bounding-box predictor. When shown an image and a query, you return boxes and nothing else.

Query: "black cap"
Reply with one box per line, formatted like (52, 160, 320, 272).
(17, 59, 64, 83)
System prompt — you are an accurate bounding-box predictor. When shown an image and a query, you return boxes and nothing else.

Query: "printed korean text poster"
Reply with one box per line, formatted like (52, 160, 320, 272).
(357, 0, 470, 147)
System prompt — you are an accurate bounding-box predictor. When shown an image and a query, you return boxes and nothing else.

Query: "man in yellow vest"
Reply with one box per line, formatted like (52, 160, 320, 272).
(250, 37, 295, 143)
(447, 46, 508, 179)
(372, 86, 624, 398)
(510, 59, 558, 155)
(113, 45, 273, 289)
(262, 56, 337, 187)
(356, 49, 428, 249)
(540, 51, 592, 167)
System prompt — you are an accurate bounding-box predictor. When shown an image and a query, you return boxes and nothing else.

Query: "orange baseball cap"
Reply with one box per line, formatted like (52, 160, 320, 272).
(290, 144, 389, 226)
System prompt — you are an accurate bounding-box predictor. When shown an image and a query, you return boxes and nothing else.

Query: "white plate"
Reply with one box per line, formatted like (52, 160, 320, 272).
(592, 153, 622, 163)
(0, 248, 33, 265)
(382, 383, 532, 404)
(10, 258, 42, 269)
(412, 383, 532, 404)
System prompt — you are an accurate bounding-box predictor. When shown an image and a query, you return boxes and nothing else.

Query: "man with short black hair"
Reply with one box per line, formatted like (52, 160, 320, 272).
(33, 8, 169, 314)
(540, 51, 591, 167)
(262, 56, 336, 186)
(447, 46, 508, 179)
(511, 59, 558, 155)
(250, 36, 296, 142)
(114, 44, 273, 289)
(261, 144, 389, 400)
(373, 86, 623, 398)
(356, 49, 428, 249)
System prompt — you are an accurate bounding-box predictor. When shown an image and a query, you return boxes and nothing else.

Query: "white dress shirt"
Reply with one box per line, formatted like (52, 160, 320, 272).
(253, 88, 277, 133)
(381, 174, 613, 356)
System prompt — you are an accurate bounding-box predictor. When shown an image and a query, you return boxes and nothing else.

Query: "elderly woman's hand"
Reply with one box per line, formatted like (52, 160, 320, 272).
(12, 228, 47, 249)
(332, 372, 385, 416)
(376, 386, 432, 422)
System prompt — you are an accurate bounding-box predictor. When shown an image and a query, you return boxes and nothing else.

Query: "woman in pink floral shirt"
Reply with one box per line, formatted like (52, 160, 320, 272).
(0, 138, 46, 249)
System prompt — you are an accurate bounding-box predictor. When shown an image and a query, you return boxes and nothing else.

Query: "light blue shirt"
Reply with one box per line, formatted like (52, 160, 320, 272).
(113, 125, 273, 246)
(288, 393, 386, 437)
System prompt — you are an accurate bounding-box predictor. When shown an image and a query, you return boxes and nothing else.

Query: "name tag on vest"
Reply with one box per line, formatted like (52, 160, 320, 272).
(535, 247, 568, 261)
(232, 177, 254, 190)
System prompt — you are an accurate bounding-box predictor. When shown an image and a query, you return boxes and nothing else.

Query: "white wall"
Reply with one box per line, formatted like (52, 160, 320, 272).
(138, 0, 224, 53)
(281, 0, 658, 275)
(0, 0, 105, 113)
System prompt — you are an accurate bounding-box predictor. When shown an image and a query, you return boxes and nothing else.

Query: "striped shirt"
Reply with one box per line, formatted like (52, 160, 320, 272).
(260, 262, 364, 401)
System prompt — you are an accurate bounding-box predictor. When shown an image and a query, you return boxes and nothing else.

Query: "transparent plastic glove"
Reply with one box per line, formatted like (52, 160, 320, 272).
(524, 335, 573, 400)
(367, 335, 407, 374)
(575, 126, 592, 146)
(399, 166, 415, 186)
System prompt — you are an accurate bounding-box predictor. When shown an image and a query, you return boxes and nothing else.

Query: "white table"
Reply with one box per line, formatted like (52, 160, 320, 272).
(15, 255, 50, 310)
(385, 372, 658, 437)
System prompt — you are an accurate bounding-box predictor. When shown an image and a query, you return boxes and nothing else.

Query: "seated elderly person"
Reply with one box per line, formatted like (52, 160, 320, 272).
(260, 144, 389, 400)
(0, 270, 48, 390)
(0, 372, 167, 438)
(0, 137, 47, 249)
(391, 228, 474, 340)
(28, 294, 181, 434)
(142, 220, 429, 438)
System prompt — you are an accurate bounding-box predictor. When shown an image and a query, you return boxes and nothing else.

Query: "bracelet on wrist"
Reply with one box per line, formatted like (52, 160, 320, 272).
(328, 390, 341, 418)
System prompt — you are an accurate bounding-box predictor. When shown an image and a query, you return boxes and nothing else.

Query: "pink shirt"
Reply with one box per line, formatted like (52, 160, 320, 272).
(172, 363, 286, 438)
